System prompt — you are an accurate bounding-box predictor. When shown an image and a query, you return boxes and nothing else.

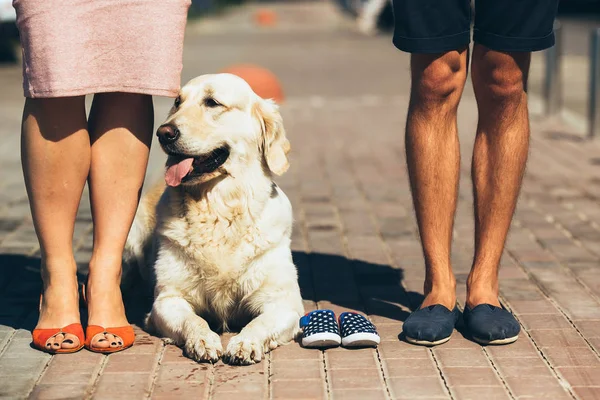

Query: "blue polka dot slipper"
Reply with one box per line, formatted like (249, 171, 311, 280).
(463, 304, 520, 345)
(300, 310, 341, 348)
(339, 312, 380, 348)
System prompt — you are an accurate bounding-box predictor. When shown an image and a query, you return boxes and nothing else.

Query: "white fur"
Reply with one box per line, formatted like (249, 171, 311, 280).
(125, 74, 303, 365)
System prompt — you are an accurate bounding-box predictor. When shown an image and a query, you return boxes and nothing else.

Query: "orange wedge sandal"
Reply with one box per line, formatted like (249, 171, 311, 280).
(85, 325, 135, 354)
(32, 323, 85, 354)
(32, 295, 84, 354)
(81, 284, 135, 354)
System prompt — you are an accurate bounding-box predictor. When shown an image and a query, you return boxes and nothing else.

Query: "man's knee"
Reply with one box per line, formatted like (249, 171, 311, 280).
(472, 48, 530, 104)
(411, 51, 467, 106)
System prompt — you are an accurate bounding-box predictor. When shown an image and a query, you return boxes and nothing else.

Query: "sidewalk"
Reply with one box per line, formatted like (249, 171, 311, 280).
(1, 2, 600, 399)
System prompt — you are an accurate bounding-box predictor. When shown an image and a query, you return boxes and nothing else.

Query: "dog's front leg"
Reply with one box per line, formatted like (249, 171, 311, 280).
(224, 297, 302, 365)
(149, 295, 223, 363)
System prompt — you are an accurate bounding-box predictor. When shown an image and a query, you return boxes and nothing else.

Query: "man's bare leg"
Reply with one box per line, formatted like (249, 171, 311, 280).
(405, 49, 468, 311)
(467, 45, 531, 309)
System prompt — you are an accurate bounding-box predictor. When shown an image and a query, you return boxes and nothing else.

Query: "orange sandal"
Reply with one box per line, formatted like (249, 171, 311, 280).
(84, 325, 135, 354)
(32, 323, 85, 354)
(81, 283, 135, 354)
(32, 295, 84, 354)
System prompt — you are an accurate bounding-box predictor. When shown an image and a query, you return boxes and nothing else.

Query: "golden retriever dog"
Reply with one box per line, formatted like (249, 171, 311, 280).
(124, 74, 304, 365)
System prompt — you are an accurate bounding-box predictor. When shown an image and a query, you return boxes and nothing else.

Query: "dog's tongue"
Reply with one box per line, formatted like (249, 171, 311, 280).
(165, 158, 194, 187)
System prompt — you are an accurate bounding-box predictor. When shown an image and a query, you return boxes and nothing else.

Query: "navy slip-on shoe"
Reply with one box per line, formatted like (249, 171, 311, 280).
(402, 305, 460, 346)
(300, 310, 342, 348)
(463, 304, 520, 345)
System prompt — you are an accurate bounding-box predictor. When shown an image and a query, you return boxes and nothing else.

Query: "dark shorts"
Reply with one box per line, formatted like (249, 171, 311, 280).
(392, 0, 559, 53)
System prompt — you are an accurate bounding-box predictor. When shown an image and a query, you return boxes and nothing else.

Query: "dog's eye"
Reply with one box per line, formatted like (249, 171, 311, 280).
(174, 96, 181, 108)
(204, 97, 222, 108)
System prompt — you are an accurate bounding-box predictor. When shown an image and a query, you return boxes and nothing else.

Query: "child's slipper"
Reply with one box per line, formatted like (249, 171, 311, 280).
(300, 310, 341, 348)
(339, 312, 380, 347)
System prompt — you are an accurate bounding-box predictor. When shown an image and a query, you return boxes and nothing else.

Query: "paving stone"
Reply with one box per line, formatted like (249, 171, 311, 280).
(328, 368, 383, 390)
(493, 357, 555, 378)
(29, 384, 89, 400)
(331, 389, 387, 400)
(270, 359, 323, 380)
(0, 376, 38, 399)
(388, 376, 448, 399)
(558, 366, 600, 386)
(0, 356, 49, 377)
(504, 376, 572, 399)
(272, 379, 325, 399)
(518, 313, 574, 330)
(449, 386, 511, 400)
(103, 353, 158, 374)
(573, 387, 600, 400)
(378, 341, 430, 359)
(441, 367, 503, 387)
(433, 348, 489, 368)
(384, 357, 439, 377)
(542, 346, 600, 367)
(574, 320, 600, 338)
(152, 381, 208, 399)
(155, 362, 210, 382)
(530, 329, 588, 348)
(211, 368, 267, 394)
(93, 372, 152, 399)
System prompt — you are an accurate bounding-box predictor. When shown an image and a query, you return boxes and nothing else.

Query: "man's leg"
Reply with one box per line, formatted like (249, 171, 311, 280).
(467, 46, 530, 308)
(405, 50, 468, 310)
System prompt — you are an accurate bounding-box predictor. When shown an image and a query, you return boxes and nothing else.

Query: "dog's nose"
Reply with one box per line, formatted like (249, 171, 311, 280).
(156, 124, 180, 144)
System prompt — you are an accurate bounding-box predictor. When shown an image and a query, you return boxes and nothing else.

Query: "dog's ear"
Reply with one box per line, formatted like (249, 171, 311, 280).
(253, 98, 290, 176)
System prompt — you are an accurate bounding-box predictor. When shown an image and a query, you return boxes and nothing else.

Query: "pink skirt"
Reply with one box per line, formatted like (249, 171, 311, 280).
(13, 0, 190, 98)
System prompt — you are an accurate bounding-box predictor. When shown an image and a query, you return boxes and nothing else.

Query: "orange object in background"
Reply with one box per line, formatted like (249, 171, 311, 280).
(221, 64, 285, 103)
(254, 9, 277, 27)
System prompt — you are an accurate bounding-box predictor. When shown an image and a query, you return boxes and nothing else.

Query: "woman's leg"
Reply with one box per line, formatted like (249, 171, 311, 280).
(22, 96, 90, 349)
(86, 93, 153, 338)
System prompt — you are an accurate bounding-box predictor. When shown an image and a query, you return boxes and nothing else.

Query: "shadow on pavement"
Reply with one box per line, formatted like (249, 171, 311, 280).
(294, 251, 420, 321)
(0, 254, 43, 332)
(0, 250, 421, 334)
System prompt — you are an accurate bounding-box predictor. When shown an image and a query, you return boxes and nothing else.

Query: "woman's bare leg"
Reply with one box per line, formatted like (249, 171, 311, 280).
(86, 93, 153, 339)
(22, 96, 90, 349)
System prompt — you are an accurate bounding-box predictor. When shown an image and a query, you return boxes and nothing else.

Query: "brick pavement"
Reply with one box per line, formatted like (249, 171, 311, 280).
(1, 2, 600, 399)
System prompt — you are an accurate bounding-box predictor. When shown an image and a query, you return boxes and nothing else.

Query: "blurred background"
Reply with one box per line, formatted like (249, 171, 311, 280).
(1, 0, 599, 131)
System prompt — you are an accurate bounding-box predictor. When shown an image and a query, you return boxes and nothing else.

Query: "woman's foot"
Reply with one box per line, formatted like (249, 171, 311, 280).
(34, 260, 82, 351)
(85, 264, 131, 350)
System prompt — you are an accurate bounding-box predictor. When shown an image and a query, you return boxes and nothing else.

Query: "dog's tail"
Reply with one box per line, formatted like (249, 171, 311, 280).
(122, 181, 165, 287)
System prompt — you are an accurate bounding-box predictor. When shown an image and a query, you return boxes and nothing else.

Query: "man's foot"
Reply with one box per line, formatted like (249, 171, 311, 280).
(402, 305, 460, 346)
(421, 274, 457, 310)
(465, 277, 520, 345)
(420, 290, 457, 311)
(401, 274, 458, 346)
(465, 277, 502, 309)
(463, 304, 520, 345)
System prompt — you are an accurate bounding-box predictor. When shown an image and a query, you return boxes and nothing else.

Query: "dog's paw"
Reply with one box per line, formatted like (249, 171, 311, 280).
(183, 330, 223, 363)
(224, 335, 267, 365)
